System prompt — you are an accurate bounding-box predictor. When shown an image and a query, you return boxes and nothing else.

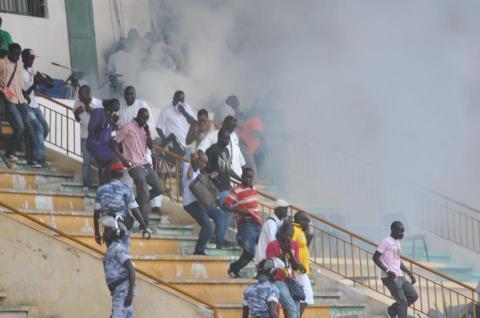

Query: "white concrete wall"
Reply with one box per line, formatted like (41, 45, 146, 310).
(1, 0, 71, 79)
(92, 0, 151, 78)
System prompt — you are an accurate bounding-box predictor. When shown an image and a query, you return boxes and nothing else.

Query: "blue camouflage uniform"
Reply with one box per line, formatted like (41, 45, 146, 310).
(243, 280, 280, 318)
(95, 179, 139, 249)
(104, 241, 134, 318)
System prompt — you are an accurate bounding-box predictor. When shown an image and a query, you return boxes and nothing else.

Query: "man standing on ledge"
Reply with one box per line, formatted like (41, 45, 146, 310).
(373, 221, 418, 318)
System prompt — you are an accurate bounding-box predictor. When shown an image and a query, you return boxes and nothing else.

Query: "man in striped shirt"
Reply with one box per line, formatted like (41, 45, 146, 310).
(223, 167, 262, 278)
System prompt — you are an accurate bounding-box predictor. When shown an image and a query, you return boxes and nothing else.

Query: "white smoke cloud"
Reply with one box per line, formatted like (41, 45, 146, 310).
(114, 0, 480, 231)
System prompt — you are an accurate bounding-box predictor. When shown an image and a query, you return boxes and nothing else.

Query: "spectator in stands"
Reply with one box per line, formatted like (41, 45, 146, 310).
(0, 17, 12, 56)
(185, 108, 215, 151)
(113, 108, 164, 230)
(254, 199, 290, 264)
(119, 85, 163, 218)
(73, 85, 102, 189)
(215, 95, 240, 127)
(94, 161, 151, 250)
(198, 115, 245, 178)
(223, 167, 262, 278)
(182, 151, 224, 255)
(243, 258, 282, 318)
(1, 43, 40, 166)
(118, 86, 154, 128)
(102, 224, 136, 318)
(86, 99, 120, 184)
(156, 90, 196, 157)
(292, 211, 314, 315)
(373, 221, 418, 318)
(266, 219, 305, 318)
(205, 128, 235, 249)
(21, 48, 49, 167)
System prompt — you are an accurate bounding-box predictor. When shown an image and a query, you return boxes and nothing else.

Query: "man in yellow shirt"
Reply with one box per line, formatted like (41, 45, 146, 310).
(293, 211, 313, 316)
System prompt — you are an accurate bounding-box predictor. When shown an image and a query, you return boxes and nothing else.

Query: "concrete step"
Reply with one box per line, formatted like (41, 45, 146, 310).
(6, 210, 196, 236)
(215, 302, 366, 318)
(0, 188, 95, 211)
(133, 254, 255, 280)
(0, 306, 29, 318)
(68, 233, 199, 255)
(313, 291, 342, 303)
(163, 278, 255, 303)
(0, 168, 73, 192)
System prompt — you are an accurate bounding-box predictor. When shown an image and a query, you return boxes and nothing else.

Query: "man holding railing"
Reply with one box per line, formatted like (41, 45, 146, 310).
(373, 221, 418, 318)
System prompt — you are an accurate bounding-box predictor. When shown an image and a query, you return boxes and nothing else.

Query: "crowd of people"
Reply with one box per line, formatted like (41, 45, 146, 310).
(0, 21, 427, 318)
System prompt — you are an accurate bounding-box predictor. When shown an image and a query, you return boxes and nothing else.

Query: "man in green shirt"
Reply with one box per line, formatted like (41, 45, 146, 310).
(0, 17, 13, 55)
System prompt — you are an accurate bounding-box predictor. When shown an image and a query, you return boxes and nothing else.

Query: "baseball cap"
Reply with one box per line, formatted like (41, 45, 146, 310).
(107, 162, 124, 173)
(273, 199, 289, 209)
(21, 49, 37, 58)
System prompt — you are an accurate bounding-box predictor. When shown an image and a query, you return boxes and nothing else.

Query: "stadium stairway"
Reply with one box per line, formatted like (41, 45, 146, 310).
(0, 153, 373, 317)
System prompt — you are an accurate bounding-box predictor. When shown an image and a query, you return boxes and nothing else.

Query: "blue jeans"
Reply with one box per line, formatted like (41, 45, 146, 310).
(5, 102, 39, 158)
(218, 190, 233, 244)
(31, 108, 49, 138)
(184, 201, 224, 253)
(275, 280, 300, 318)
(81, 138, 94, 187)
(229, 219, 261, 274)
(28, 109, 46, 161)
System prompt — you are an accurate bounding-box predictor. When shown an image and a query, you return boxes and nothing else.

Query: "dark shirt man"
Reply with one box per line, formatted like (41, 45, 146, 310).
(205, 128, 233, 193)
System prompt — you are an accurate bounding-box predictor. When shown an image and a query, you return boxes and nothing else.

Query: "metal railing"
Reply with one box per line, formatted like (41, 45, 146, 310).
(420, 191, 480, 254)
(0, 0, 47, 18)
(0, 200, 219, 317)
(152, 145, 478, 318)
(37, 93, 82, 159)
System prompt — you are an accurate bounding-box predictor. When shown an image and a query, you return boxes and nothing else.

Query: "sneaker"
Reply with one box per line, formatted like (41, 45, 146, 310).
(193, 251, 208, 256)
(81, 186, 90, 192)
(159, 215, 170, 225)
(217, 241, 235, 249)
(30, 162, 42, 168)
(6, 154, 18, 161)
(227, 269, 240, 278)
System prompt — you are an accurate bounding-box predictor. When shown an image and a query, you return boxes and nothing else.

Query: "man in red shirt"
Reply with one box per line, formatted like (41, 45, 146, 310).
(266, 219, 306, 318)
(223, 167, 262, 278)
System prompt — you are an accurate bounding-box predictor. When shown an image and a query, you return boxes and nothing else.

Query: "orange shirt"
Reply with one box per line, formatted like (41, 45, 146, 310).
(0, 57, 26, 104)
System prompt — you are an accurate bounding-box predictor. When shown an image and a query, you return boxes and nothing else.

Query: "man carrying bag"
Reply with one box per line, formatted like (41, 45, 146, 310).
(182, 151, 224, 255)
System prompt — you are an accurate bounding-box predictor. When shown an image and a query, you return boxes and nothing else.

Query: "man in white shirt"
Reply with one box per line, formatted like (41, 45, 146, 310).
(73, 85, 103, 189)
(155, 90, 196, 157)
(119, 86, 164, 217)
(118, 86, 154, 128)
(254, 199, 290, 264)
(197, 115, 245, 178)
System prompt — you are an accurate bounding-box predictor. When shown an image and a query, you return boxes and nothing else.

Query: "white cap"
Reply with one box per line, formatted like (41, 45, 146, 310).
(273, 199, 289, 209)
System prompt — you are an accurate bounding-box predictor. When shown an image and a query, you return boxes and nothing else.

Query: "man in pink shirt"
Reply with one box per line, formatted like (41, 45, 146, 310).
(373, 221, 418, 318)
(113, 108, 163, 230)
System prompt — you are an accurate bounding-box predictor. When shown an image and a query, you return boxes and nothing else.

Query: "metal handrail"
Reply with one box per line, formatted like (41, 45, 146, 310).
(152, 145, 476, 291)
(37, 92, 74, 112)
(0, 200, 219, 317)
(152, 145, 477, 317)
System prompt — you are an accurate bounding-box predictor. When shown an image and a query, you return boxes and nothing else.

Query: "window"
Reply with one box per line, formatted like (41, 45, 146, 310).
(0, 0, 48, 18)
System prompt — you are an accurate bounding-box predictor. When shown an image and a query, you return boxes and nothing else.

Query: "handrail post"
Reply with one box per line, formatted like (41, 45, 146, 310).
(350, 234, 356, 286)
